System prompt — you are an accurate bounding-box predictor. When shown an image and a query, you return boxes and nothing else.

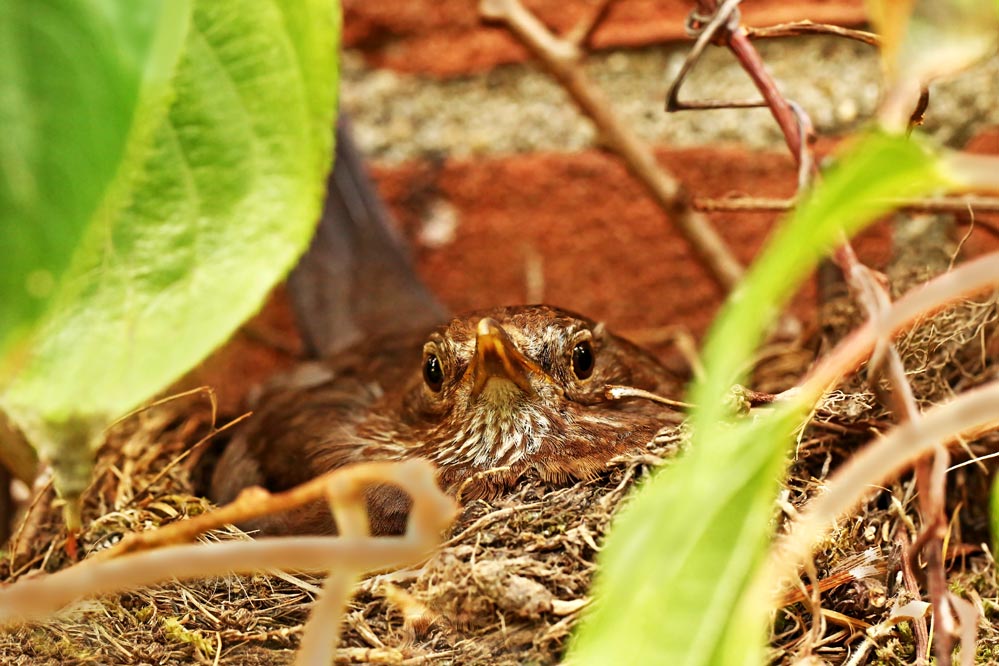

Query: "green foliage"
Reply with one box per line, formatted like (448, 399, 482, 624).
(570, 132, 953, 665)
(0, 0, 340, 513)
(0, 0, 189, 359)
(992, 476, 999, 560)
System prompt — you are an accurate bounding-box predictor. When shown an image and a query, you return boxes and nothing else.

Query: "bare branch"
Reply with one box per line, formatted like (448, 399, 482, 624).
(671, 0, 816, 174)
(762, 379, 999, 607)
(480, 0, 744, 291)
(565, 0, 616, 49)
(99, 460, 453, 561)
(693, 195, 999, 214)
(745, 20, 880, 47)
(0, 458, 458, 666)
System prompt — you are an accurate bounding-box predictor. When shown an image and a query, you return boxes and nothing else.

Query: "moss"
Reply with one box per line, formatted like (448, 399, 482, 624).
(162, 617, 215, 659)
(24, 627, 97, 662)
(975, 638, 999, 663)
(134, 604, 156, 623)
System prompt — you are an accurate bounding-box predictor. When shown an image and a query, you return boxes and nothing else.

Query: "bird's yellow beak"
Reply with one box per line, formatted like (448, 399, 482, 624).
(471, 318, 540, 397)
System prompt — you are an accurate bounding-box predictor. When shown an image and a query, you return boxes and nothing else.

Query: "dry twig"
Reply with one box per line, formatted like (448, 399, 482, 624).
(758, 252, 999, 657)
(667, 0, 815, 174)
(478, 0, 744, 292)
(745, 20, 880, 47)
(0, 460, 458, 666)
(693, 195, 999, 214)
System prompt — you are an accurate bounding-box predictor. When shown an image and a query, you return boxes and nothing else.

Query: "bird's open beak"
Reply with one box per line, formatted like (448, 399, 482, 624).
(471, 318, 539, 397)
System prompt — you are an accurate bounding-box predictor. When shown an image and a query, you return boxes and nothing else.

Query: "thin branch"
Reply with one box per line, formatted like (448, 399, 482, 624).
(693, 195, 999, 213)
(670, 0, 815, 172)
(479, 0, 744, 291)
(565, 0, 616, 48)
(98, 460, 453, 561)
(665, 0, 768, 112)
(745, 20, 880, 47)
(834, 237, 938, 664)
(0, 459, 457, 635)
(797, 252, 999, 404)
(762, 379, 999, 608)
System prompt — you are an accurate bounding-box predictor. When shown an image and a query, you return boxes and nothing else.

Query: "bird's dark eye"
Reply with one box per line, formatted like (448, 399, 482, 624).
(423, 353, 444, 392)
(571, 340, 595, 380)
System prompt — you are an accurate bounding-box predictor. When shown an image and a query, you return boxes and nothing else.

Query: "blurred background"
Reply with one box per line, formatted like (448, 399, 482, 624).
(191, 0, 999, 413)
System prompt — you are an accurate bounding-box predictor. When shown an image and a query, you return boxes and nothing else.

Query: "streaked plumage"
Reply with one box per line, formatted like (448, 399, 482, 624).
(211, 305, 674, 535)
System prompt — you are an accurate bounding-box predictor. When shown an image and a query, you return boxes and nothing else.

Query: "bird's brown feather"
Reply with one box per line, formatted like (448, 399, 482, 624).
(211, 305, 675, 535)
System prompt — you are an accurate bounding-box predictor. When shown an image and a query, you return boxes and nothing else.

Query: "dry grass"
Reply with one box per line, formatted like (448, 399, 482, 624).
(2, 285, 998, 665)
(0, 397, 686, 665)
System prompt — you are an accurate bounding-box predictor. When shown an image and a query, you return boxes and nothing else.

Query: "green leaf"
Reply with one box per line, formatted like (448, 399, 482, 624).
(570, 132, 951, 665)
(0, 0, 189, 361)
(992, 475, 999, 559)
(1, 0, 340, 511)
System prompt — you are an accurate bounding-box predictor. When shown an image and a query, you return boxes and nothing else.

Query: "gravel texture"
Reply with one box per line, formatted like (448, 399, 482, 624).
(341, 36, 999, 163)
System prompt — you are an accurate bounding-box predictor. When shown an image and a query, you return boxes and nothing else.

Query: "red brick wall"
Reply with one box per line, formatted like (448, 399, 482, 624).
(189, 3, 999, 412)
(343, 0, 867, 76)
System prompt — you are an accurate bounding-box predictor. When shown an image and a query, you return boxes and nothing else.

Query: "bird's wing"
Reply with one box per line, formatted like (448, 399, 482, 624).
(287, 113, 448, 359)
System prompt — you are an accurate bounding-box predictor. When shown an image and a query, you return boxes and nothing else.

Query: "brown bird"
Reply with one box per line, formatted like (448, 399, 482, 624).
(211, 304, 675, 535)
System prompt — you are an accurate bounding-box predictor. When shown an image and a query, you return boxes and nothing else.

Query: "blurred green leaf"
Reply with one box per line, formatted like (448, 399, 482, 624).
(570, 132, 951, 665)
(992, 475, 999, 559)
(0, 0, 189, 360)
(1, 0, 339, 510)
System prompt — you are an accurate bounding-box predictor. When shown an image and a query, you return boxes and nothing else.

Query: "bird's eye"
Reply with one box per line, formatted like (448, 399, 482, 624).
(423, 353, 444, 392)
(571, 340, 595, 380)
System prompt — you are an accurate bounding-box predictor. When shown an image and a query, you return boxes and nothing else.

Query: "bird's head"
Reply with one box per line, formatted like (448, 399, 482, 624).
(399, 305, 671, 478)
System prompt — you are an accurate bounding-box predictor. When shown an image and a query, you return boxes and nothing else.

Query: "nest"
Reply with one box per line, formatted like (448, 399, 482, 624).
(3, 298, 999, 664)
(0, 398, 689, 665)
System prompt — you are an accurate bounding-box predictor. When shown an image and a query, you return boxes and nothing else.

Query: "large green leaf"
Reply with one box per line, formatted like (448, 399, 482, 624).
(1, 0, 340, 514)
(0, 0, 189, 362)
(570, 132, 951, 665)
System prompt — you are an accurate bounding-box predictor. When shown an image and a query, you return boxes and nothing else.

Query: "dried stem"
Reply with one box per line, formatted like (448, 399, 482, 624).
(674, 0, 815, 173)
(755, 251, 999, 633)
(838, 225, 966, 664)
(0, 534, 435, 623)
(665, 0, 768, 112)
(798, 252, 999, 403)
(762, 379, 999, 608)
(100, 460, 452, 560)
(0, 458, 457, 666)
(897, 530, 932, 666)
(479, 0, 744, 292)
(692, 195, 999, 214)
(297, 459, 378, 665)
(745, 20, 880, 47)
(834, 238, 937, 663)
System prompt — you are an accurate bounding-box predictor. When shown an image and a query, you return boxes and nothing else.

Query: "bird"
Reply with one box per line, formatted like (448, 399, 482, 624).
(210, 304, 676, 535)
